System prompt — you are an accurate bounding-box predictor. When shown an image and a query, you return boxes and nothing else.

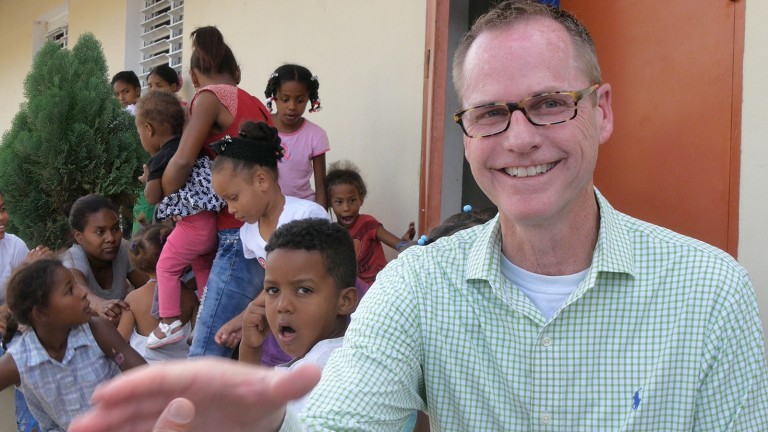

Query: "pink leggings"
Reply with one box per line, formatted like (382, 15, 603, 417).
(157, 211, 218, 318)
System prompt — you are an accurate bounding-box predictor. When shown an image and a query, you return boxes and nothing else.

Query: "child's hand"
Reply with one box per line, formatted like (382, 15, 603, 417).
(214, 315, 243, 349)
(138, 164, 149, 185)
(402, 222, 416, 241)
(94, 298, 129, 326)
(24, 245, 52, 263)
(241, 295, 269, 350)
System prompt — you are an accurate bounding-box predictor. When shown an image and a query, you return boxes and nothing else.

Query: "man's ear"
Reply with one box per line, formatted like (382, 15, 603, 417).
(337, 286, 359, 316)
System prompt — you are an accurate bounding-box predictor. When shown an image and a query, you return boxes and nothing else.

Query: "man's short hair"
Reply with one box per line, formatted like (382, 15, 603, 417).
(265, 218, 357, 290)
(452, 0, 601, 102)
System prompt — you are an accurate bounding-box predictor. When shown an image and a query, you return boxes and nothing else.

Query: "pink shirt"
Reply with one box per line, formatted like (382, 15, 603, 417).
(277, 119, 330, 201)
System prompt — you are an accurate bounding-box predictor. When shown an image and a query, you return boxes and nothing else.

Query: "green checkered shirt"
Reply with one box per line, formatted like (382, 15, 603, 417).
(283, 189, 768, 431)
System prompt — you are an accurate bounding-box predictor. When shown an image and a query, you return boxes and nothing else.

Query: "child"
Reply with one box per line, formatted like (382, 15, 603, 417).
(135, 90, 222, 349)
(169, 26, 272, 358)
(111, 70, 141, 115)
(119, 224, 198, 361)
(0, 259, 145, 431)
(264, 64, 329, 207)
(210, 121, 330, 365)
(326, 160, 416, 284)
(239, 217, 358, 414)
(147, 64, 183, 94)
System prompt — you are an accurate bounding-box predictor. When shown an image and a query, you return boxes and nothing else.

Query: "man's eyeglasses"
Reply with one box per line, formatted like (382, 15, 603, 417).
(453, 84, 600, 138)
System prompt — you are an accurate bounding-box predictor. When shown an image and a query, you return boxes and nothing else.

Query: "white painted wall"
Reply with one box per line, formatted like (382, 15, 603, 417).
(739, 0, 768, 348)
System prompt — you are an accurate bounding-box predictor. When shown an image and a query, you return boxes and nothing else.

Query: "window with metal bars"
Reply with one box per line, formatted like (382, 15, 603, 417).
(139, 0, 184, 88)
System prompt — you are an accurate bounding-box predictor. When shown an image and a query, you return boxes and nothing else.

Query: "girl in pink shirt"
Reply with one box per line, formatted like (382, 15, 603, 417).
(264, 64, 329, 207)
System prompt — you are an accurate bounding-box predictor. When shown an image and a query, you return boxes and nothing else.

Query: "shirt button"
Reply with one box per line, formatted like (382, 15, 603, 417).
(541, 336, 552, 347)
(540, 411, 552, 425)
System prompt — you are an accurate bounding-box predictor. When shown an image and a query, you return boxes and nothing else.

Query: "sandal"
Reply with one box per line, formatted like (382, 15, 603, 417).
(146, 320, 189, 349)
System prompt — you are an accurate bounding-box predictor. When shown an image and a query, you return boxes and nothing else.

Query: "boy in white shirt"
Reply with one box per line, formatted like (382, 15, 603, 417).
(239, 218, 358, 413)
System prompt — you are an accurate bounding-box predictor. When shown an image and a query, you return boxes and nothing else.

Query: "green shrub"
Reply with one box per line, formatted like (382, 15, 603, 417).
(0, 33, 147, 249)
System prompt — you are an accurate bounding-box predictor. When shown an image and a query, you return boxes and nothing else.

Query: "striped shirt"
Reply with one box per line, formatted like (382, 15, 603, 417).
(283, 189, 768, 431)
(8, 323, 121, 431)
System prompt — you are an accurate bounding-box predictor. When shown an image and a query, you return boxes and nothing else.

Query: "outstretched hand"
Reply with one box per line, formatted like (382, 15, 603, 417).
(69, 358, 322, 432)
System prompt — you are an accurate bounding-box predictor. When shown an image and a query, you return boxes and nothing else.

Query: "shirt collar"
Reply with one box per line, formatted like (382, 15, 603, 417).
(25, 323, 92, 366)
(465, 187, 635, 283)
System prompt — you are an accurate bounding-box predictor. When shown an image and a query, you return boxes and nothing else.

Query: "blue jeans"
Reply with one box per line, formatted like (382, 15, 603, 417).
(15, 389, 38, 432)
(189, 229, 264, 358)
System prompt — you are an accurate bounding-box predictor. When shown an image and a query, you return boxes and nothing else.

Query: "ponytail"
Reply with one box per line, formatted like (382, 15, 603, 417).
(189, 26, 239, 80)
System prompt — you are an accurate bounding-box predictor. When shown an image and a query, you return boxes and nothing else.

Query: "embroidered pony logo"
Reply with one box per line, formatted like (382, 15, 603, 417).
(632, 387, 643, 411)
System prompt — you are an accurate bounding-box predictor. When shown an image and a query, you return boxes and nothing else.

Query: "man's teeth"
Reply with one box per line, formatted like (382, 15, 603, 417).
(505, 163, 555, 178)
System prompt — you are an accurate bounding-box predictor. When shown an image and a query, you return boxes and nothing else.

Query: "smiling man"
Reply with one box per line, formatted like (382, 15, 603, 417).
(69, 1, 768, 431)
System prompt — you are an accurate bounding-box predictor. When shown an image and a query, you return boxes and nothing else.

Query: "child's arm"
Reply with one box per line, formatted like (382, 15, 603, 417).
(0, 353, 20, 391)
(144, 179, 163, 205)
(376, 222, 416, 252)
(240, 294, 269, 365)
(139, 164, 162, 205)
(312, 153, 327, 208)
(89, 317, 147, 371)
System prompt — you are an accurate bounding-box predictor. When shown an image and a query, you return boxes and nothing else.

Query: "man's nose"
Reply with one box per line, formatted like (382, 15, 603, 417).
(500, 111, 541, 153)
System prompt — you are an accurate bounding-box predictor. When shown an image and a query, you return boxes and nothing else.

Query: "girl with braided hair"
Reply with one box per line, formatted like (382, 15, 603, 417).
(264, 64, 330, 207)
(210, 121, 329, 366)
(162, 26, 272, 358)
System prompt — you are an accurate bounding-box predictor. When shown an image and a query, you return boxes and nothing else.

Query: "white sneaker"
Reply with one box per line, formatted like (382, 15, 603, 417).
(146, 320, 189, 349)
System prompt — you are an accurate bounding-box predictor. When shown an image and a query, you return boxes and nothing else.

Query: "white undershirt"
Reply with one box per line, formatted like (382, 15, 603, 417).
(500, 255, 588, 321)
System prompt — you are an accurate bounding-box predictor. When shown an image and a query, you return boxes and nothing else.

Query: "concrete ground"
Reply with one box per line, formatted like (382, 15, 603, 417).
(0, 387, 15, 431)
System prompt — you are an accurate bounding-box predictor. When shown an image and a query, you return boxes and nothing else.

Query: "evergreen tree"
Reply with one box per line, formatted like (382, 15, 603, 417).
(0, 33, 146, 249)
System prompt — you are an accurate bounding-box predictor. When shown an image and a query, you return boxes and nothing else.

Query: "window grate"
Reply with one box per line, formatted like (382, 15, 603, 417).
(139, 0, 184, 88)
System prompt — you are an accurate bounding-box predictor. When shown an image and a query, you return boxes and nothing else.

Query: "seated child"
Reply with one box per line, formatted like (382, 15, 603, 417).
(326, 160, 415, 284)
(111, 70, 141, 115)
(239, 218, 358, 414)
(0, 259, 145, 431)
(135, 90, 223, 349)
(118, 224, 199, 362)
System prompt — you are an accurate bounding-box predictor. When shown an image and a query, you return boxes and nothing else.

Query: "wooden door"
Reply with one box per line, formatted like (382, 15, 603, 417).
(561, 0, 744, 255)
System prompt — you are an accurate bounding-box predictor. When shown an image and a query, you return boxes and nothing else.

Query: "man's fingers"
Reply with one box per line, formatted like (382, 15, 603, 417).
(153, 398, 194, 432)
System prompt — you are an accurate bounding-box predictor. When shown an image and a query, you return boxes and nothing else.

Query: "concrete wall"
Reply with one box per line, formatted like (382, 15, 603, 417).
(739, 0, 768, 349)
(0, 0, 65, 134)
